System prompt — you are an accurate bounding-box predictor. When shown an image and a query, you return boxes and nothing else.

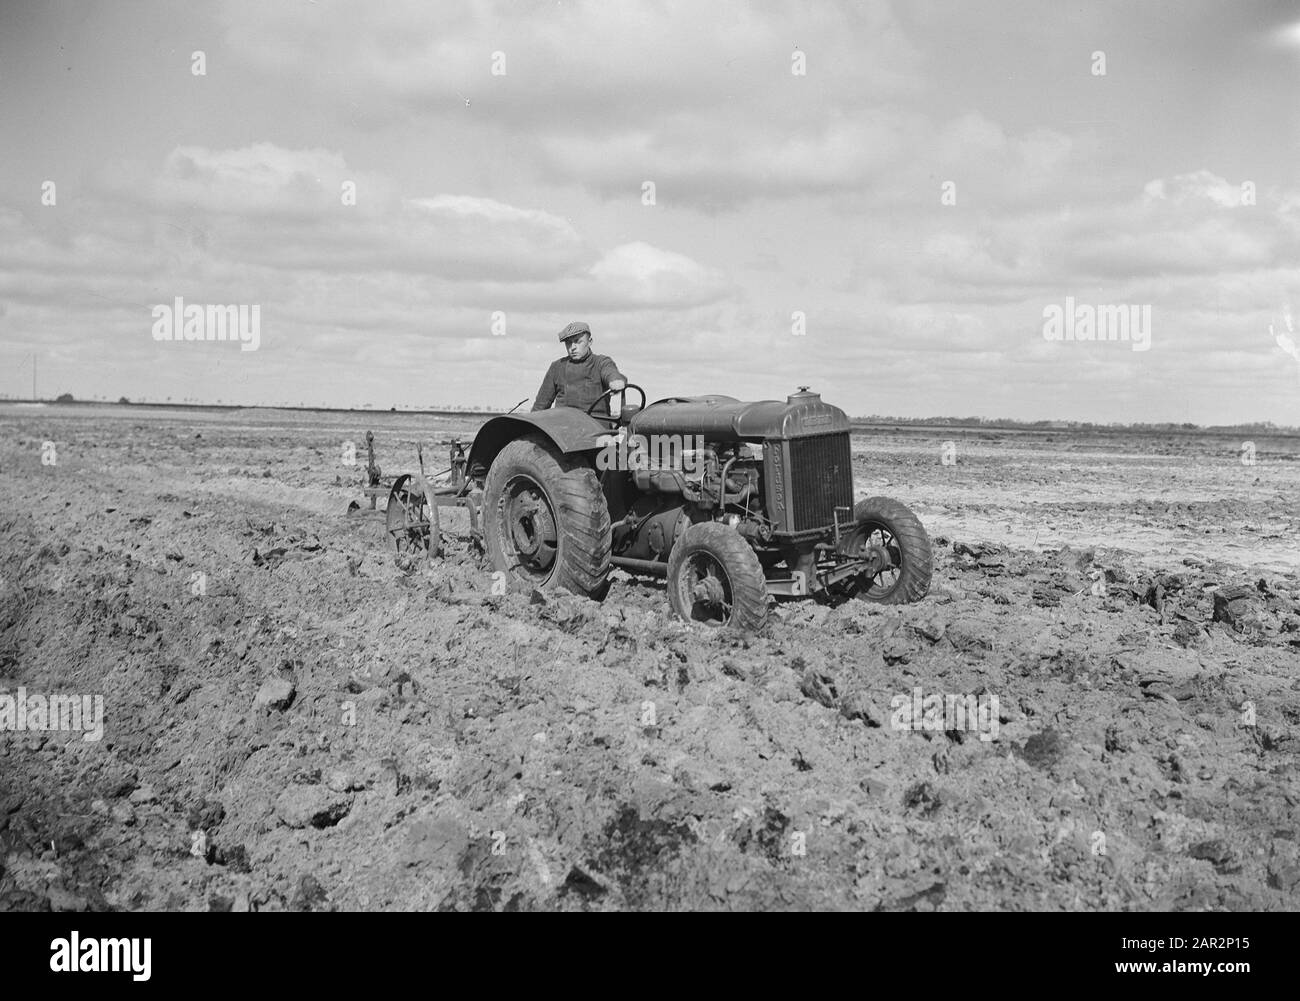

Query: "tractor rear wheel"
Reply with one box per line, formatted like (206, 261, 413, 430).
(666, 522, 769, 631)
(483, 435, 611, 598)
(843, 496, 932, 604)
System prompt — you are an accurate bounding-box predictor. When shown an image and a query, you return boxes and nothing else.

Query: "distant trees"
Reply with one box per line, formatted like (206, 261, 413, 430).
(56, 392, 74, 402)
(847, 415, 1299, 433)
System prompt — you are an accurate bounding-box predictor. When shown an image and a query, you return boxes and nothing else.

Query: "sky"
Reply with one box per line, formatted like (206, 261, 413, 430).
(1, 0, 1299, 423)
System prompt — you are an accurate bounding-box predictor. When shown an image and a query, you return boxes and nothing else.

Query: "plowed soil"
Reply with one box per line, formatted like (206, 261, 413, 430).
(1, 403, 1297, 911)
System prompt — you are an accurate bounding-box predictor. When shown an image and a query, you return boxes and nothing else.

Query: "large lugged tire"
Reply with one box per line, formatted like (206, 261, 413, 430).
(483, 435, 611, 598)
(845, 496, 932, 604)
(666, 522, 769, 632)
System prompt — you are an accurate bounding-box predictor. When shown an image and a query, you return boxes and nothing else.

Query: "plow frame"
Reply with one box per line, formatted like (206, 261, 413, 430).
(384, 440, 483, 559)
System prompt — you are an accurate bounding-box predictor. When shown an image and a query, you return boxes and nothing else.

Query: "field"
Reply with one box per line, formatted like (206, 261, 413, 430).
(1, 402, 1298, 911)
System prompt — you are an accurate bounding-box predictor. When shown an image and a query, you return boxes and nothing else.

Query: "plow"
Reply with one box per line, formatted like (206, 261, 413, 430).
(344, 431, 482, 559)
(352, 398, 529, 557)
(383, 438, 482, 559)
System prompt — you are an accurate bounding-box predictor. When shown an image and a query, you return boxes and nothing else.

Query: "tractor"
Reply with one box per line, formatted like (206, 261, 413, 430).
(386, 385, 932, 630)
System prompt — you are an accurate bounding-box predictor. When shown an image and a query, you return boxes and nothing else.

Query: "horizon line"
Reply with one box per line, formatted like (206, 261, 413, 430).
(2, 397, 1295, 434)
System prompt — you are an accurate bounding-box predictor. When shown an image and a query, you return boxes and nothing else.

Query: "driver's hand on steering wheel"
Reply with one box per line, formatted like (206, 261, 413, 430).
(607, 378, 626, 418)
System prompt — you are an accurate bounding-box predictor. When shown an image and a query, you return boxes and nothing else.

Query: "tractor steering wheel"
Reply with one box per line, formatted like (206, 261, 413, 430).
(585, 383, 646, 425)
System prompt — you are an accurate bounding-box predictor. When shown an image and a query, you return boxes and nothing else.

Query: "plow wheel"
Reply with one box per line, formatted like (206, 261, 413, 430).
(666, 522, 769, 632)
(386, 474, 433, 554)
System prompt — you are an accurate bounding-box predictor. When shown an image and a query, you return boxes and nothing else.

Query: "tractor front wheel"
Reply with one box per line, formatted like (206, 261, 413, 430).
(842, 496, 932, 604)
(667, 522, 769, 632)
(483, 435, 611, 598)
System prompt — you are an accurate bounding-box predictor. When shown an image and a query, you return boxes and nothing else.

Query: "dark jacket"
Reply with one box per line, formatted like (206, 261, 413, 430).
(532, 353, 625, 414)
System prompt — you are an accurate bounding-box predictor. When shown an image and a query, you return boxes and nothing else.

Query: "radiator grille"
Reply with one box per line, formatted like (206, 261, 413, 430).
(788, 433, 854, 531)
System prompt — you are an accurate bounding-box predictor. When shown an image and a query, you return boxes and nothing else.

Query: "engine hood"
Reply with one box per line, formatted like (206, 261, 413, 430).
(629, 389, 850, 441)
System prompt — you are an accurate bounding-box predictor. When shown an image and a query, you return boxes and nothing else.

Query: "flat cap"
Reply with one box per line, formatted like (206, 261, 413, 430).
(558, 321, 591, 342)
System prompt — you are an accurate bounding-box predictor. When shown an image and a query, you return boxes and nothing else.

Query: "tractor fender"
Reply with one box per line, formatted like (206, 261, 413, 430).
(467, 409, 610, 477)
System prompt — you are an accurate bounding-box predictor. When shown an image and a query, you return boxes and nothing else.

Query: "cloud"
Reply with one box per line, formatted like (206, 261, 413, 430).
(0, 143, 730, 373)
(96, 144, 399, 220)
(530, 108, 1082, 208)
(207, 2, 1090, 210)
(93, 145, 594, 279)
(214, 0, 945, 205)
(873, 170, 1298, 305)
(1268, 19, 1300, 49)
(220, 0, 919, 123)
(1142, 170, 1252, 208)
(586, 242, 728, 306)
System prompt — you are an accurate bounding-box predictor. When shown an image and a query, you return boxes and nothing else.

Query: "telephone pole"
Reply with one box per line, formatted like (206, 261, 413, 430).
(32, 353, 36, 402)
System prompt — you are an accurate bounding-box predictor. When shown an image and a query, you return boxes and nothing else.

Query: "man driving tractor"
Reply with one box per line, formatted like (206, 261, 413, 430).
(383, 319, 931, 632)
(532, 321, 626, 416)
